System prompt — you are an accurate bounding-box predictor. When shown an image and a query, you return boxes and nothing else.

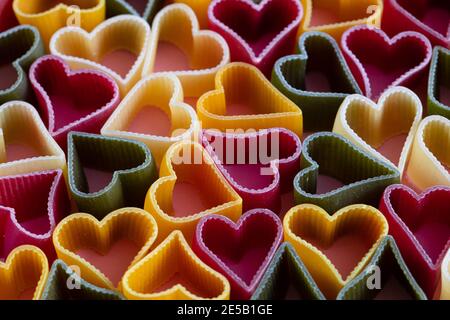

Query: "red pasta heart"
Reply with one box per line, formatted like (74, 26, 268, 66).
(379, 184, 450, 298)
(30, 55, 120, 150)
(383, 0, 450, 49)
(0, 170, 70, 261)
(208, 0, 302, 76)
(201, 128, 301, 213)
(193, 209, 283, 300)
(341, 25, 432, 100)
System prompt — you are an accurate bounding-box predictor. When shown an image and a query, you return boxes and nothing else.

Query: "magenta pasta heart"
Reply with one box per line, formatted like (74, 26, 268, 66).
(208, 0, 303, 76)
(0, 170, 70, 261)
(341, 25, 432, 101)
(382, 0, 450, 49)
(379, 184, 450, 298)
(201, 128, 301, 213)
(192, 209, 283, 300)
(29, 55, 120, 151)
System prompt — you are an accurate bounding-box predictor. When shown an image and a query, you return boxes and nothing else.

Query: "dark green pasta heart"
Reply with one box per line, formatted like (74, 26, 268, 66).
(0, 25, 44, 103)
(294, 132, 400, 213)
(68, 132, 157, 219)
(272, 31, 361, 132)
(41, 260, 124, 300)
(428, 46, 450, 119)
(337, 236, 427, 300)
(251, 242, 325, 300)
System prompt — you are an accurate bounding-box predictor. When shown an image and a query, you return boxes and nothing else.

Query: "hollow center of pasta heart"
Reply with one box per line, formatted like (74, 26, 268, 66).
(201, 216, 278, 286)
(415, 221, 450, 263)
(223, 163, 274, 190)
(309, 0, 376, 27)
(364, 63, 412, 100)
(376, 133, 408, 166)
(397, 0, 450, 37)
(19, 217, 51, 236)
(127, 0, 149, 16)
(49, 93, 105, 131)
(305, 70, 332, 92)
(153, 272, 211, 297)
(373, 274, 415, 300)
(4, 142, 41, 162)
(214, 0, 299, 56)
(304, 232, 373, 279)
(439, 83, 450, 106)
(170, 181, 218, 217)
(347, 33, 430, 100)
(0, 63, 17, 90)
(17, 287, 36, 300)
(82, 167, 114, 193)
(316, 175, 345, 194)
(223, 76, 284, 115)
(75, 238, 139, 287)
(100, 49, 137, 79)
(126, 105, 172, 137)
(226, 102, 261, 116)
(153, 41, 190, 72)
(283, 283, 307, 300)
